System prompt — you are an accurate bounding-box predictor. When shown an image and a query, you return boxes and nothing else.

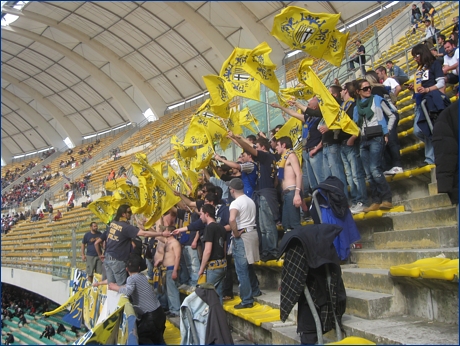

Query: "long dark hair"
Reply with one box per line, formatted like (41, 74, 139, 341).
(411, 43, 435, 68)
(114, 204, 130, 221)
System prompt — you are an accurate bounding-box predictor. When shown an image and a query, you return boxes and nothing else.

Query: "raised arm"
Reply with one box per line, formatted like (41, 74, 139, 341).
(228, 131, 258, 157)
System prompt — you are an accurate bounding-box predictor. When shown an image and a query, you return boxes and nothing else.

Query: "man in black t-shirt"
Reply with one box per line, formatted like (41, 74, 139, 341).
(198, 204, 227, 303)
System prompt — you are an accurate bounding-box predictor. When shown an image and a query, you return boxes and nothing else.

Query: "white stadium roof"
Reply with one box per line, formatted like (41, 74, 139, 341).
(1, 1, 397, 158)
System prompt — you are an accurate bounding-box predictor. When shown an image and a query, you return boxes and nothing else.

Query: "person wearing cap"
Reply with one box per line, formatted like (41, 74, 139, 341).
(228, 131, 280, 262)
(228, 178, 262, 309)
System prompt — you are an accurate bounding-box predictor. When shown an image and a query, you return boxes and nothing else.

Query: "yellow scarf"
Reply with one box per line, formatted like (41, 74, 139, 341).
(277, 149, 294, 180)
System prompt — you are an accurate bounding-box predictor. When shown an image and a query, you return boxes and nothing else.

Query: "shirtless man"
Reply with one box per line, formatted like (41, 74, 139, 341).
(157, 234, 181, 317)
(275, 136, 303, 232)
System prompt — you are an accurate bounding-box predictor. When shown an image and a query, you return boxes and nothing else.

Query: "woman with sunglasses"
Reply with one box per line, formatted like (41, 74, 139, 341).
(353, 80, 394, 212)
(408, 43, 449, 166)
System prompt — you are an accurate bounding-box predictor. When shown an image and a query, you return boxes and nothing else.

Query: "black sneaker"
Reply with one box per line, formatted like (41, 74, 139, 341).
(234, 303, 253, 309)
(253, 291, 263, 298)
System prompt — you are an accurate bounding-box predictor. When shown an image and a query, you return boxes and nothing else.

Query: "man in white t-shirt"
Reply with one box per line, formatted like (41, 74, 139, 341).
(228, 178, 261, 309)
(443, 40, 459, 86)
(376, 66, 402, 97)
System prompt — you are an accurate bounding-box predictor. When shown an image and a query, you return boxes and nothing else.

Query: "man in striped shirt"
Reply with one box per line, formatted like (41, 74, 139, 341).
(109, 255, 166, 345)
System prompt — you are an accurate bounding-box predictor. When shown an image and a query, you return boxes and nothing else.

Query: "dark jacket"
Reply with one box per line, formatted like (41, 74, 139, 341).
(433, 101, 459, 204)
(195, 285, 234, 345)
(310, 176, 361, 260)
(278, 224, 346, 333)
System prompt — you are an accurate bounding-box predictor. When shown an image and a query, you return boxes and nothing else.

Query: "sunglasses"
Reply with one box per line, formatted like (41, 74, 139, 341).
(126, 210, 132, 214)
(360, 86, 372, 92)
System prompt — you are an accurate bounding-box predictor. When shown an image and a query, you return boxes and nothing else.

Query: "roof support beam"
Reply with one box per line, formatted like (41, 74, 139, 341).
(2, 89, 64, 149)
(1, 141, 13, 165)
(165, 2, 234, 62)
(3, 7, 167, 119)
(2, 25, 145, 124)
(220, 2, 286, 64)
(2, 72, 82, 147)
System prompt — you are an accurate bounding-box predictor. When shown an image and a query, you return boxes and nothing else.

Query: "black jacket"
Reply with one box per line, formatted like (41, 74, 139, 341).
(278, 223, 346, 330)
(433, 101, 458, 204)
(195, 285, 234, 345)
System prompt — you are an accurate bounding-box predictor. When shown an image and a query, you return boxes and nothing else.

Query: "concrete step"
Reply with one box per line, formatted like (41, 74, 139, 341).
(350, 247, 459, 269)
(345, 288, 401, 320)
(342, 268, 394, 294)
(337, 314, 459, 344)
(389, 206, 458, 231)
(403, 193, 452, 212)
(374, 226, 458, 250)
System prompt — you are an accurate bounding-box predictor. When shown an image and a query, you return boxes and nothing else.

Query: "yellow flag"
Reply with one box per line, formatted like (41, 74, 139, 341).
(171, 135, 196, 158)
(204, 116, 232, 150)
(183, 116, 208, 147)
(227, 108, 243, 136)
(210, 100, 231, 119)
(131, 163, 156, 215)
(239, 107, 258, 134)
(87, 196, 116, 224)
(167, 165, 191, 195)
(274, 117, 303, 162)
(220, 47, 261, 101)
(43, 287, 90, 316)
(151, 162, 163, 174)
(298, 58, 359, 136)
(278, 85, 315, 107)
(322, 30, 350, 67)
(271, 6, 340, 60)
(194, 142, 214, 170)
(203, 75, 235, 106)
(245, 42, 280, 93)
(112, 183, 141, 208)
(134, 153, 181, 228)
(105, 177, 127, 191)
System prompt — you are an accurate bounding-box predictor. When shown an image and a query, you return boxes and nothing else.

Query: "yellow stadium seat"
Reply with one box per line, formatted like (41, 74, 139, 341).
(420, 259, 459, 281)
(390, 258, 451, 277)
(327, 336, 376, 345)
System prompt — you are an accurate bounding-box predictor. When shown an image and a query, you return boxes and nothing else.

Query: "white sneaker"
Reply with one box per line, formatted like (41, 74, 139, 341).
(350, 202, 365, 214)
(384, 166, 403, 175)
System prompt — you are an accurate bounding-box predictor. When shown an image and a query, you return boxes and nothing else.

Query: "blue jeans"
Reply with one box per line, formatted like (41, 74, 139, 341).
(206, 267, 226, 305)
(104, 258, 127, 285)
(323, 144, 349, 197)
(179, 251, 190, 285)
(341, 143, 368, 205)
(302, 158, 311, 193)
(259, 195, 278, 258)
(282, 189, 301, 230)
(183, 245, 200, 287)
(146, 258, 154, 279)
(384, 112, 402, 170)
(411, 13, 421, 25)
(303, 149, 325, 190)
(360, 136, 392, 204)
(414, 105, 435, 164)
(232, 237, 260, 305)
(165, 269, 180, 315)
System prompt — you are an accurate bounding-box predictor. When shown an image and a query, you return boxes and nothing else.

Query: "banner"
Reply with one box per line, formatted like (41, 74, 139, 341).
(298, 58, 359, 136)
(271, 6, 340, 60)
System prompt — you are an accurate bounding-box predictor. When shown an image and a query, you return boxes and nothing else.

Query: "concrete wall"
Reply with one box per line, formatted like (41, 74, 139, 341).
(1, 267, 70, 305)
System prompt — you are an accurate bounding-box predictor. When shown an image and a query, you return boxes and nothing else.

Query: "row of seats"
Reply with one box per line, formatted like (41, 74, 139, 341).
(390, 258, 459, 281)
